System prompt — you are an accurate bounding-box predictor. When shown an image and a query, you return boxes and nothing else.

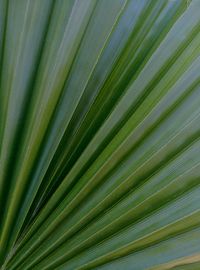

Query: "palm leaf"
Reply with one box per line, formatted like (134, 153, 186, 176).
(0, 0, 200, 269)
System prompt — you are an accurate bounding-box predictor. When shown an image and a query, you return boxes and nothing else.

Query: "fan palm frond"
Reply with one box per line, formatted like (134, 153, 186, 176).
(1, 0, 200, 269)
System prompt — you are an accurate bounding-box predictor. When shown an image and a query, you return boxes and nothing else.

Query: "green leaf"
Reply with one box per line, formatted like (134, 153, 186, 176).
(1, 0, 200, 269)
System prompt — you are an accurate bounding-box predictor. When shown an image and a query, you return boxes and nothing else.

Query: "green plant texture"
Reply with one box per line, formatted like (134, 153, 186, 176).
(0, 0, 200, 269)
